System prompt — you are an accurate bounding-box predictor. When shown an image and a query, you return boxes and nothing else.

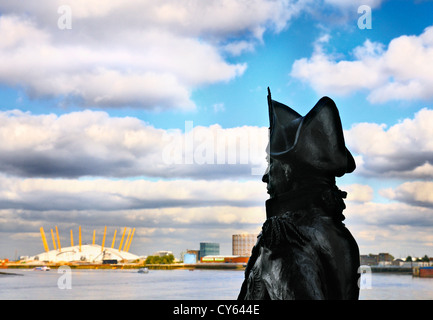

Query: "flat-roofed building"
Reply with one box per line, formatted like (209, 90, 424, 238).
(232, 234, 257, 257)
(200, 242, 219, 259)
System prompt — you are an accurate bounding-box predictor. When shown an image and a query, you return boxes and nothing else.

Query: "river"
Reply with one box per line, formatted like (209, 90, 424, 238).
(1, 269, 432, 300)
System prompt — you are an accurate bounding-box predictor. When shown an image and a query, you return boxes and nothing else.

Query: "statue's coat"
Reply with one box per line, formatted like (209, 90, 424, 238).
(238, 88, 360, 300)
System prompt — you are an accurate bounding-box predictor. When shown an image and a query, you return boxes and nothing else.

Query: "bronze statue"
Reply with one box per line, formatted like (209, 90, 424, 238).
(238, 88, 360, 300)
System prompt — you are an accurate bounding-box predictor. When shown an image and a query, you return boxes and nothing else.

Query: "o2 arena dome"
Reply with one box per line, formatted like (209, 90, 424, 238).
(30, 226, 140, 263)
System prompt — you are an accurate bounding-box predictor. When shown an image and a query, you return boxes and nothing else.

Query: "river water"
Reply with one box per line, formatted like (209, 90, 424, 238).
(1, 269, 432, 300)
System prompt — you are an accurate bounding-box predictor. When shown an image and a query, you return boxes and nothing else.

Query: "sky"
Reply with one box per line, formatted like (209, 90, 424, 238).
(1, 0, 433, 260)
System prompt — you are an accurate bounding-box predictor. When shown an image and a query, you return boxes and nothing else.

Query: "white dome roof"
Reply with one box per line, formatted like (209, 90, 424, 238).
(31, 244, 139, 263)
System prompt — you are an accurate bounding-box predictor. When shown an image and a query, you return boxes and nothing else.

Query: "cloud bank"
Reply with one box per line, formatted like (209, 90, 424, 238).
(3, 106, 431, 182)
(291, 26, 433, 103)
(345, 108, 433, 179)
(380, 181, 433, 209)
(2, 106, 432, 182)
(0, 0, 389, 111)
(0, 109, 268, 179)
(0, 0, 313, 110)
(0, 175, 267, 211)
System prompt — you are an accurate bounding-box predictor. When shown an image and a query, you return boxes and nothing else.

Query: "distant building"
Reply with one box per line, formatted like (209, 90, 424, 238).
(200, 242, 219, 259)
(185, 249, 200, 263)
(33, 226, 139, 263)
(361, 252, 396, 266)
(200, 255, 249, 264)
(28, 244, 139, 263)
(360, 254, 378, 265)
(378, 253, 393, 262)
(183, 253, 198, 264)
(232, 234, 257, 256)
(392, 258, 404, 266)
(153, 250, 173, 257)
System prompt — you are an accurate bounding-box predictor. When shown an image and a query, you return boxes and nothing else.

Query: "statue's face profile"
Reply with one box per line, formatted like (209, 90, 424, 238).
(262, 158, 292, 198)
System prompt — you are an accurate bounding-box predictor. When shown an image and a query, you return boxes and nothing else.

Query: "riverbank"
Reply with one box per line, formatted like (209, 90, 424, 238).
(1, 262, 415, 273)
(370, 266, 412, 274)
(1, 262, 246, 271)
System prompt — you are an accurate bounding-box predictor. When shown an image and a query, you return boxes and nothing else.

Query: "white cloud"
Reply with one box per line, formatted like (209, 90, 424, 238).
(0, 0, 313, 110)
(291, 27, 433, 103)
(0, 15, 246, 110)
(347, 199, 433, 230)
(0, 175, 267, 211)
(4, 187, 433, 258)
(212, 103, 226, 113)
(222, 41, 256, 56)
(0, 205, 265, 257)
(324, 0, 383, 8)
(291, 39, 386, 96)
(345, 108, 433, 179)
(380, 181, 433, 208)
(0, 109, 268, 179)
(344, 200, 433, 256)
(342, 184, 374, 203)
(0, 204, 265, 257)
(0, 0, 391, 110)
(349, 223, 433, 257)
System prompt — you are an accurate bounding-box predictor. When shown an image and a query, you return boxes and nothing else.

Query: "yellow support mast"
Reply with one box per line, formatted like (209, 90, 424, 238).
(79, 226, 82, 252)
(126, 228, 135, 252)
(123, 228, 131, 251)
(118, 227, 127, 251)
(50, 229, 57, 250)
(101, 226, 107, 252)
(70, 229, 74, 247)
(40, 227, 49, 252)
(92, 230, 96, 245)
(111, 229, 117, 249)
(55, 226, 61, 252)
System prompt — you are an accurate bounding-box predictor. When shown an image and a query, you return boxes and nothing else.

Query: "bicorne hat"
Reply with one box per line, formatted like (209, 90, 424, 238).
(267, 87, 356, 177)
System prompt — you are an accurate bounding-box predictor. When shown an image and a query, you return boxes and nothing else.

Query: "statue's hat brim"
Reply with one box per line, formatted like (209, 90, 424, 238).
(267, 87, 356, 177)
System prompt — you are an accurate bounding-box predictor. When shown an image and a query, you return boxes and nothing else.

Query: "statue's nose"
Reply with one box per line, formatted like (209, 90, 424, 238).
(262, 173, 269, 183)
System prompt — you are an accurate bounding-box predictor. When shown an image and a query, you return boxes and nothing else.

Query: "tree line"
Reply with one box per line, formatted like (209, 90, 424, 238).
(405, 255, 430, 262)
(145, 254, 175, 264)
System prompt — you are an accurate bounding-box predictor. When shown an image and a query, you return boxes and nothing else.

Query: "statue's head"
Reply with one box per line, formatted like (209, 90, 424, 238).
(262, 156, 292, 198)
(264, 88, 356, 198)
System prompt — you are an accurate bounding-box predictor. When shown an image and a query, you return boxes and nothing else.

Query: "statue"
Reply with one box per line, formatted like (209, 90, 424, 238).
(238, 88, 360, 300)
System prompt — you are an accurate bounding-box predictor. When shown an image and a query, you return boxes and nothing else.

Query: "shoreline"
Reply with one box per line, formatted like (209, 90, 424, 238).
(1, 263, 413, 273)
(370, 266, 412, 274)
(1, 262, 246, 271)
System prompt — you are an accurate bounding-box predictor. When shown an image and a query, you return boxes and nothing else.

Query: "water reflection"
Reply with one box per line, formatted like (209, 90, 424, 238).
(1, 269, 432, 300)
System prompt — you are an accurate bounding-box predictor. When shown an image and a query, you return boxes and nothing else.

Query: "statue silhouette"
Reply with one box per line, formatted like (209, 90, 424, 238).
(238, 88, 360, 300)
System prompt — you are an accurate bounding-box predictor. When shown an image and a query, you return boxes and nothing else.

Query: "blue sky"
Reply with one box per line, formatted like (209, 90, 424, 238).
(1, 0, 433, 260)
